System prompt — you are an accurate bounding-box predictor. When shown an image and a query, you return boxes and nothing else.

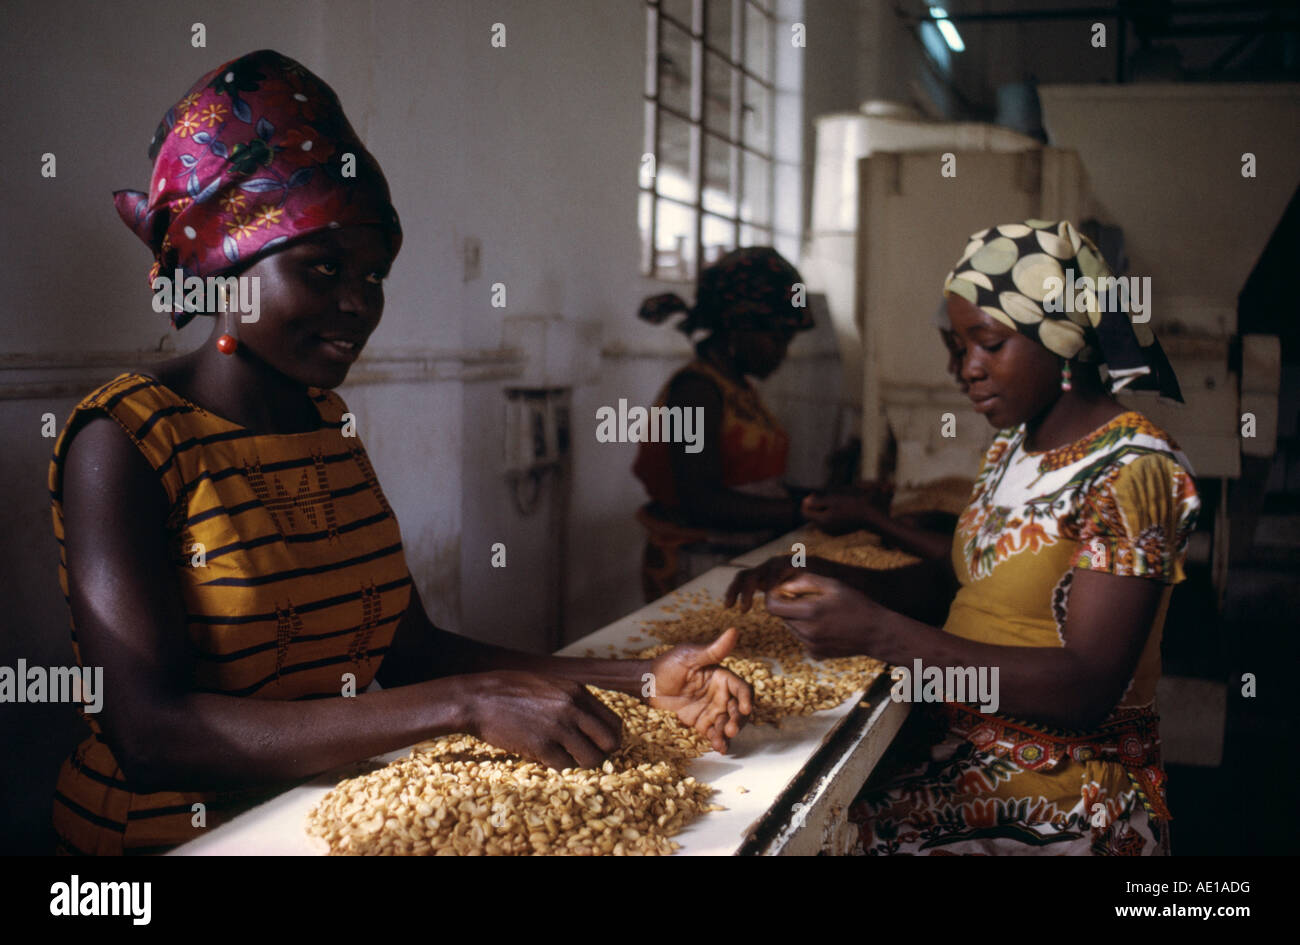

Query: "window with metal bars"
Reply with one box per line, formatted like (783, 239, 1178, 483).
(640, 0, 780, 282)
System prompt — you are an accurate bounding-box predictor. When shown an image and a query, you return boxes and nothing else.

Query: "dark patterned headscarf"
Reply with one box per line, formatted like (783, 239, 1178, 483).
(115, 49, 402, 328)
(639, 247, 813, 336)
(943, 220, 1182, 403)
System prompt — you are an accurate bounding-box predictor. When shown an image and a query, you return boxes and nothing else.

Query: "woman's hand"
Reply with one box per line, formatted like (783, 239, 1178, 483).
(460, 671, 625, 771)
(647, 628, 754, 753)
(801, 483, 891, 535)
(725, 554, 852, 612)
(763, 573, 885, 660)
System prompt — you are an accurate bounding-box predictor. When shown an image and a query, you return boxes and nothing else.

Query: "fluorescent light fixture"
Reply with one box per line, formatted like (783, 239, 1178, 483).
(929, 7, 966, 52)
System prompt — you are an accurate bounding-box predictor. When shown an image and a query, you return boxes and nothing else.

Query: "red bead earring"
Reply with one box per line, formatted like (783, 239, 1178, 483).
(216, 289, 237, 355)
(1060, 359, 1073, 391)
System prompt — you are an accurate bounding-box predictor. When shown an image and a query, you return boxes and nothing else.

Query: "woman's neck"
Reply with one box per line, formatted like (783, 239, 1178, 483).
(172, 326, 322, 434)
(1023, 382, 1124, 453)
(697, 336, 746, 384)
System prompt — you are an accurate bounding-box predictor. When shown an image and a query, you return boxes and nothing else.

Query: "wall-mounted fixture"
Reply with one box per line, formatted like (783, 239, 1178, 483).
(503, 387, 570, 516)
(503, 387, 570, 475)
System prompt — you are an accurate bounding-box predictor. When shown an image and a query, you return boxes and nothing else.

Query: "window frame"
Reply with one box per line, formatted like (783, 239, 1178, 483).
(642, 0, 783, 282)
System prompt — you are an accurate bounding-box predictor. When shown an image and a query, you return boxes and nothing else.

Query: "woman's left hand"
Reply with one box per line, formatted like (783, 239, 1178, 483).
(648, 628, 754, 753)
(801, 487, 887, 536)
(763, 573, 886, 660)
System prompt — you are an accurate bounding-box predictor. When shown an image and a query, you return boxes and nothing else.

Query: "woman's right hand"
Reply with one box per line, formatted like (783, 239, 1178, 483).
(725, 554, 852, 612)
(457, 671, 624, 770)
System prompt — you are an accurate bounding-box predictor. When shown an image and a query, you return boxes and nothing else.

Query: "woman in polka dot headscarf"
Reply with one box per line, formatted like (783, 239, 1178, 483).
(942, 219, 1182, 406)
(730, 221, 1201, 855)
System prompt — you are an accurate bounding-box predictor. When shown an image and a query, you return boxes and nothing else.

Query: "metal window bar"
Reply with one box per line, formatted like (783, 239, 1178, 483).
(643, 2, 661, 276)
(727, 0, 743, 252)
(660, 9, 775, 87)
(653, 102, 772, 160)
(643, 0, 781, 279)
(690, 0, 705, 275)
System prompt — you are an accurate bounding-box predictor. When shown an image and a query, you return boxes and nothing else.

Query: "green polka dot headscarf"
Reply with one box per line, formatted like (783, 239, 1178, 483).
(943, 219, 1183, 403)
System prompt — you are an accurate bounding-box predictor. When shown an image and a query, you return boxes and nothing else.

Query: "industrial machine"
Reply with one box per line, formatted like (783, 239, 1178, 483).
(803, 85, 1300, 607)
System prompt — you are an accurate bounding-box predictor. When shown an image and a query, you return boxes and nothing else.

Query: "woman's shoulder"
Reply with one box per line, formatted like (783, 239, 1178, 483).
(1070, 410, 1201, 537)
(1093, 411, 1199, 494)
(51, 369, 206, 506)
(74, 370, 178, 415)
(972, 408, 1198, 504)
(665, 360, 727, 402)
(1098, 408, 1184, 450)
(1081, 409, 1196, 480)
(673, 358, 720, 382)
(57, 370, 186, 459)
(1023, 408, 1193, 478)
(1070, 413, 1203, 580)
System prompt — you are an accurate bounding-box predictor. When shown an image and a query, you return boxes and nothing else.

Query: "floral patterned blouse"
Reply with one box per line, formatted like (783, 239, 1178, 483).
(946, 410, 1201, 715)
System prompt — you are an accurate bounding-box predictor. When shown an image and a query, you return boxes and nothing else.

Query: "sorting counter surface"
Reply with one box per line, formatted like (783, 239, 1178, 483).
(173, 544, 908, 855)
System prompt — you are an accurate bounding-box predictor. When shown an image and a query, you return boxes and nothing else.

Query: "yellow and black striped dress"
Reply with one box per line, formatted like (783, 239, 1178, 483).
(48, 372, 413, 854)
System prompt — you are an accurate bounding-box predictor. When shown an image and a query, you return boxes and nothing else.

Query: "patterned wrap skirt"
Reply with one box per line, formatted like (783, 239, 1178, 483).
(846, 705, 1171, 856)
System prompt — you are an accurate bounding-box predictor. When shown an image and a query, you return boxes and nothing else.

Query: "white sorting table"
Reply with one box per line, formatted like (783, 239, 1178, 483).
(172, 550, 909, 856)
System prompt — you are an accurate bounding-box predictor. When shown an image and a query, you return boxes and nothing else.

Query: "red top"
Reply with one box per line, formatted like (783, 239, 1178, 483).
(633, 359, 789, 509)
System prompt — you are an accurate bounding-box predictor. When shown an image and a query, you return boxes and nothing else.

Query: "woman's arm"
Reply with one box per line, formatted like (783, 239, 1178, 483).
(802, 490, 956, 566)
(378, 589, 651, 695)
(763, 568, 1163, 731)
(379, 586, 752, 752)
(61, 417, 622, 790)
(863, 511, 957, 565)
(666, 372, 801, 531)
(727, 554, 959, 628)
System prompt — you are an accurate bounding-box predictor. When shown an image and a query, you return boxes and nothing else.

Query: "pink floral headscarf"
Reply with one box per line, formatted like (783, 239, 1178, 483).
(115, 49, 402, 327)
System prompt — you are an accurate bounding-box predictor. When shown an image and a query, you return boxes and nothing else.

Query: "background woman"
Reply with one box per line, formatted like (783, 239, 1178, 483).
(802, 301, 969, 544)
(633, 247, 814, 600)
(52, 50, 751, 855)
(729, 220, 1200, 855)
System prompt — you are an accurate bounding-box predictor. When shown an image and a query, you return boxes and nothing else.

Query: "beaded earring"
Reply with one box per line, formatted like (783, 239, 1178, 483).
(216, 285, 237, 355)
(1060, 359, 1073, 391)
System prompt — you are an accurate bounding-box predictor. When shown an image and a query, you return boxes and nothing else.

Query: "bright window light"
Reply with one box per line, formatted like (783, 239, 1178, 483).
(929, 7, 965, 52)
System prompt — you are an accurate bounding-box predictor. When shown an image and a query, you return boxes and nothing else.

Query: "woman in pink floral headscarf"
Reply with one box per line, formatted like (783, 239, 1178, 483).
(50, 50, 751, 855)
